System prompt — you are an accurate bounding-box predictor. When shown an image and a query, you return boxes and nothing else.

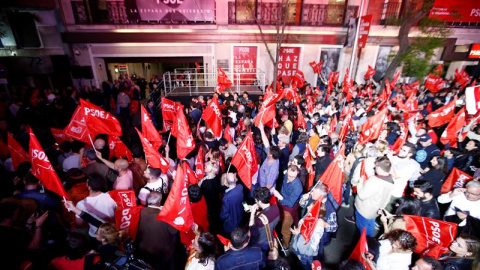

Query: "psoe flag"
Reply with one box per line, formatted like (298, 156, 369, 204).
(466, 86, 480, 115)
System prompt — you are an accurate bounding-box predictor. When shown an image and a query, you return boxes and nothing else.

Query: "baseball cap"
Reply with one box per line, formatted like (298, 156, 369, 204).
(418, 134, 431, 142)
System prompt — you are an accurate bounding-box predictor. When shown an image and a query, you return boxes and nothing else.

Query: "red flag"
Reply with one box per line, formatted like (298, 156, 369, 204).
(441, 167, 473, 194)
(349, 228, 370, 270)
(303, 146, 315, 190)
(157, 164, 194, 232)
(403, 81, 419, 98)
(183, 161, 198, 185)
(404, 215, 457, 253)
(390, 69, 401, 89)
(466, 86, 480, 115)
(292, 70, 305, 88)
(50, 128, 71, 145)
(29, 130, 68, 198)
(141, 105, 162, 150)
(108, 190, 137, 209)
(171, 105, 196, 159)
(161, 97, 177, 122)
(230, 131, 258, 190)
(7, 132, 29, 170)
(328, 115, 338, 136)
(115, 206, 142, 240)
(358, 108, 388, 144)
(364, 66, 376, 80)
(194, 61, 201, 72)
(424, 74, 445, 93)
(64, 106, 89, 143)
(342, 68, 352, 94)
(319, 145, 345, 204)
(254, 90, 285, 127)
(455, 68, 471, 88)
(440, 107, 466, 147)
(422, 244, 450, 259)
(135, 128, 169, 173)
(223, 124, 233, 144)
(329, 71, 339, 84)
(296, 105, 307, 129)
(300, 200, 321, 244)
(201, 95, 223, 137)
(309, 61, 323, 75)
(217, 234, 231, 249)
(338, 112, 352, 142)
(428, 98, 457, 127)
(195, 146, 205, 177)
(80, 99, 122, 137)
(433, 64, 443, 77)
(217, 67, 232, 93)
(365, 84, 373, 100)
(285, 87, 301, 105)
(108, 136, 133, 162)
(392, 124, 408, 155)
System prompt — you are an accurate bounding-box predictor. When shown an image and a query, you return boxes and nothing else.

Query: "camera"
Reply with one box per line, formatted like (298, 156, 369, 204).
(104, 238, 151, 270)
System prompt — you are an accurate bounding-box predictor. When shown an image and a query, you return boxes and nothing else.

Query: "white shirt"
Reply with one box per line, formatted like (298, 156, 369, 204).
(63, 154, 80, 172)
(390, 156, 421, 197)
(376, 239, 412, 270)
(76, 193, 117, 237)
(438, 192, 480, 226)
(138, 176, 168, 204)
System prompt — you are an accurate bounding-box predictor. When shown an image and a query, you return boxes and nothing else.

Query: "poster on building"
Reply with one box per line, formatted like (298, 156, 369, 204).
(319, 48, 341, 83)
(233, 46, 257, 85)
(125, 0, 215, 23)
(357, 15, 372, 48)
(278, 47, 301, 85)
(374, 46, 392, 81)
(430, 0, 480, 23)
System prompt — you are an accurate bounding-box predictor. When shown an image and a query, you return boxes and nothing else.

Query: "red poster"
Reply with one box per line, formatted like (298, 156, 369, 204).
(357, 15, 372, 49)
(430, 1, 480, 23)
(277, 47, 301, 85)
(233, 46, 257, 84)
(469, 44, 480, 59)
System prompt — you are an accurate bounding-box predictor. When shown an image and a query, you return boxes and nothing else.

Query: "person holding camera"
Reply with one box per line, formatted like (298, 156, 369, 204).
(438, 180, 480, 226)
(248, 187, 280, 252)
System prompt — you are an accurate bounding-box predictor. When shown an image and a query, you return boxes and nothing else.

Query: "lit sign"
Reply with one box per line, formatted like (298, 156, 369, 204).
(468, 44, 480, 59)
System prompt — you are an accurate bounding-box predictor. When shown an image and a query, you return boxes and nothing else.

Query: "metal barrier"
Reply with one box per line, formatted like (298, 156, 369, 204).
(163, 67, 266, 96)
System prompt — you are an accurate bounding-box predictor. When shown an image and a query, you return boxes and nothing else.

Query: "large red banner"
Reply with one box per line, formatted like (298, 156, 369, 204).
(430, 1, 480, 23)
(233, 46, 257, 84)
(357, 15, 372, 49)
(277, 47, 301, 85)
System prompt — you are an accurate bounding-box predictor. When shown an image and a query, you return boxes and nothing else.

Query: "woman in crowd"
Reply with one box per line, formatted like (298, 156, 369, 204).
(439, 235, 480, 270)
(378, 196, 422, 234)
(418, 155, 448, 197)
(185, 231, 217, 270)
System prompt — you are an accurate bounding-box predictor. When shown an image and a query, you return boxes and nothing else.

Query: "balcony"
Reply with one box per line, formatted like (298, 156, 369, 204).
(379, 1, 402, 25)
(70, 0, 215, 25)
(228, 2, 358, 27)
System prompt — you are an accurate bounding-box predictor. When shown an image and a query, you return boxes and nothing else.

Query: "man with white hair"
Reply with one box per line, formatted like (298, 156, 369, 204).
(220, 173, 244, 234)
(438, 180, 480, 225)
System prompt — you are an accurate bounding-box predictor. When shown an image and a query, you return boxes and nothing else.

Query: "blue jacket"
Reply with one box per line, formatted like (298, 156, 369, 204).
(215, 246, 265, 270)
(220, 185, 244, 234)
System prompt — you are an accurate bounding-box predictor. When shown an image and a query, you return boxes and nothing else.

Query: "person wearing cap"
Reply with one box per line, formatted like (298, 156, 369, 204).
(415, 134, 440, 170)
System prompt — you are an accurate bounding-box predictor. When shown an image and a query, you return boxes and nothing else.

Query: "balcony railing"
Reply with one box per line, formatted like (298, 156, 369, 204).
(380, 1, 402, 25)
(228, 2, 358, 26)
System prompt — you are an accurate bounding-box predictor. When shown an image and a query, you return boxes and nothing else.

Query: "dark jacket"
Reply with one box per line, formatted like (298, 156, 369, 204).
(220, 185, 244, 234)
(440, 254, 473, 270)
(420, 198, 440, 220)
(215, 246, 265, 270)
(315, 155, 332, 182)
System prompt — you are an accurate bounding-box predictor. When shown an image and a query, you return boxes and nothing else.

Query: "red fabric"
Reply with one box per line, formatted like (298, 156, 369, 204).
(319, 145, 345, 204)
(390, 69, 401, 89)
(424, 74, 445, 93)
(427, 98, 457, 127)
(359, 160, 368, 184)
(135, 128, 169, 173)
(50, 128, 71, 145)
(157, 164, 194, 232)
(183, 162, 198, 185)
(440, 107, 466, 147)
(223, 124, 233, 144)
(349, 228, 370, 270)
(338, 112, 352, 142)
(64, 106, 90, 143)
(366, 85, 373, 100)
(195, 146, 205, 177)
(80, 99, 122, 137)
(180, 197, 209, 246)
(285, 87, 301, 105)
(328, 115, 338, 136)
(108, 190, 137, 209)
(217, 234, 231, 248)
(309, 61, 323, 75)
(201, 95, 223, 137)
(171, 105, 196, 159)
(300, 200, 321, 244)
(8, 132, 29, 170)
(303, 147, 315, 191)
(422, 244, 450, 259)
(403, 81, 419, 98)
(296, 105, 307, 129)
(404, 215, 457, 254)
(130, 100, 139, 115)
(392, 124, 408, 154)
(255, 89, 285, 127)
(292, 70, 305, 88)
(50, 256, 100, 270)
(441, 168, 473, 194)
(217, 67, 232, 93)
(141, 105, 162, 150)
(231, 131, 258, 190)
(29, 129, 68, 198)
(161, 97, 177, 122)
(364, 65, 376, 80)
(108, 136, 133, 162)
(115, 205, 143, 241)
(358, 108, 388, 144)
(433, 64, 443, 77)
(194, 62, 201, 72)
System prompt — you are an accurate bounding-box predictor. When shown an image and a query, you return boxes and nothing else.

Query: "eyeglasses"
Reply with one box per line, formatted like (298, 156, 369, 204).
(465, 191, 480, 197)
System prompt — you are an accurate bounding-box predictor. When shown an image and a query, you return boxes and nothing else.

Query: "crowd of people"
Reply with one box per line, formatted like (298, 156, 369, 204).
(1, 70, 480, 270)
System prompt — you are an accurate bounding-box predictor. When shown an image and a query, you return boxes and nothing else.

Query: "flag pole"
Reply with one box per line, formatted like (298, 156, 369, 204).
(87, 134, 97, 151)
(226, 163, 231, 174)
(167, 132, 172, 145)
